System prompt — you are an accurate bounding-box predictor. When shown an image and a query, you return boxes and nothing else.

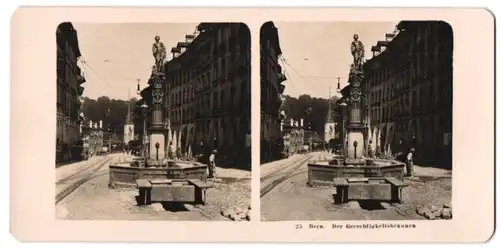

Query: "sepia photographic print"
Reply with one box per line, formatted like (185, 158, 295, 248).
(10, 7, 494, 243)
(260, 21, 453, 221)
(55, 22, 252, 221)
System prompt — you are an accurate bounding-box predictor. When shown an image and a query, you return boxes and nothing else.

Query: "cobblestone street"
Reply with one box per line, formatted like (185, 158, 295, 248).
(260, 152, 452, 221)
(56, 154, 251, 221)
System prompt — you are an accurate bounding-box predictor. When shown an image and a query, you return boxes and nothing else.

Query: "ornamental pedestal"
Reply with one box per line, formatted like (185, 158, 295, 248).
(148, 72, 167, 163)
(345, 67, 365, 164)
(307, 34, 407, 203)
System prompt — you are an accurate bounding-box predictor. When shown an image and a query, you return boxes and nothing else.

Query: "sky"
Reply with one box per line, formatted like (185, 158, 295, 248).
(73, 23, 199, 100)
(275, 21, 399, 99)
(73, 22, 398, 101)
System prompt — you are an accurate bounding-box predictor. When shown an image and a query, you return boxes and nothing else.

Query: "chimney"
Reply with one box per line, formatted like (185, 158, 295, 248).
(385, 33, 396, 41)
(185, 34, 195, 42)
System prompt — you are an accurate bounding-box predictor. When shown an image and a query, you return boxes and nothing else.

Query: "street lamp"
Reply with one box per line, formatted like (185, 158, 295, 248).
(137, 79, 141, 95)
(141, 103, 148, 161)
(339, 102, 348, 156)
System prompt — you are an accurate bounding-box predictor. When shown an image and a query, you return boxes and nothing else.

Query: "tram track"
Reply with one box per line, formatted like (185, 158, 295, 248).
(56, 156, 110, 185)
(260, 154, 313, 181)
(260, 154, 314, 198)
(55, 155, 114, 204)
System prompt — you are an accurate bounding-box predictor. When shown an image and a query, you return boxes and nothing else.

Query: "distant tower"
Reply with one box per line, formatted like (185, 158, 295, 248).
(123, 89, 135, 146)
(324, 85, 337, 145)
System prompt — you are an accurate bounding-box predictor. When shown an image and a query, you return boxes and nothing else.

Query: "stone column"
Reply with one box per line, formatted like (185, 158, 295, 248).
(148, 72, 167, 161)
(345, 67, 365, 165)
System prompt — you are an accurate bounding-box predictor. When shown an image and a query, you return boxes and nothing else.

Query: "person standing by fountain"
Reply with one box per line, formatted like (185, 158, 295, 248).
(406, 148, 415, 177)
(367, 140, 374, 158)
(208, 149, 217, 179)
(167, 142, 173, 159)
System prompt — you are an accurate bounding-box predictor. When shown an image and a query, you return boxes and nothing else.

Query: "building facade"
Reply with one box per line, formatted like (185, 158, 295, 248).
(56, 22, 86, 162)
(324, 92, 338, 147)
(282, 120, 304, 155)
(80, 121, 104, 157)
(362, 21, 453, 168)
(282, 126, 302, 155)
(161, 23, 251, 169)
(123, 100, 135, 146)
(260, 21, 287, 163)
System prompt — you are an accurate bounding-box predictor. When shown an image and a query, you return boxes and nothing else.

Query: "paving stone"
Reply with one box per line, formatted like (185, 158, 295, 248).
(235, 207, 244, 214)
(424, 211, 436, 220)
(380, 202, 393, 209)
(430, 205, 438, 212)
(441, 208, 452, 219)
(432, 206, 443, 215)
(416, 206, 429, 216)
(222, 208, 235, 218)
(347, 201, 361, 209)
(184, 204, 195, 211)
(232, 215, 241, 221)
(151, 203, 164, 212)
(246, 210, 251, 221)
(238, 212, 247, 219)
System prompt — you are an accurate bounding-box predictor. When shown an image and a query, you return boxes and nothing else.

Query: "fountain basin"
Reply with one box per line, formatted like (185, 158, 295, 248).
(109, 160, 208, 189)
(307, 157, 405, 187)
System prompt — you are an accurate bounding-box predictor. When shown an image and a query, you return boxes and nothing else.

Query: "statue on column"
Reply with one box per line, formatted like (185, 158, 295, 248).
(350, 34, 365, 70)
(152, 36, 166, 73)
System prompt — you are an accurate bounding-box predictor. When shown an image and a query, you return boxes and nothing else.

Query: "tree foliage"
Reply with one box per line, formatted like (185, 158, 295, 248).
(80, 96, 138, 135)
(281, 94, 339, 137)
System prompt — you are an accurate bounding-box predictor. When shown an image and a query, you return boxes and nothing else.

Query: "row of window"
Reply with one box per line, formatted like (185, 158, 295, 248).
(169, 48, 249, 108)
(170, 79, 249, 125)
(261, 42, 283, 116)
(364, 25, 453, 125)
(368, 73, 451, 123)
(56, 116, 79, 144)
(376, 115, 447, 145)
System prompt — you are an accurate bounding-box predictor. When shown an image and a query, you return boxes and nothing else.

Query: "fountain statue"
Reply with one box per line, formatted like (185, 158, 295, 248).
(350, 34, 365, 71)
(108, 35, 209, 190)
(152, 36, 166, 73)
(307, 33, 407, 205)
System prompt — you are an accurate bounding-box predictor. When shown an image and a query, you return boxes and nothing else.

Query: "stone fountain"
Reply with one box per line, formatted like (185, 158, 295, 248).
(108, 36, 208, 189)
(307, 34, 407, 204)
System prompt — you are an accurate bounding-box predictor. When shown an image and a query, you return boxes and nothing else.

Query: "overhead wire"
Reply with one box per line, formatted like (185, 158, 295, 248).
(79, 56, 114, 90)
(278, 55, 296, 91)
(279, 55, 349, 96)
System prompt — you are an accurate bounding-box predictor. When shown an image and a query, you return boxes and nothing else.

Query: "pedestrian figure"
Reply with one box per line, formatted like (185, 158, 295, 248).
(167, 142, 173, 159)
(208, 149, 217, 179)
(367, 140, 374, 158)
(406, 148, 415, 177)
